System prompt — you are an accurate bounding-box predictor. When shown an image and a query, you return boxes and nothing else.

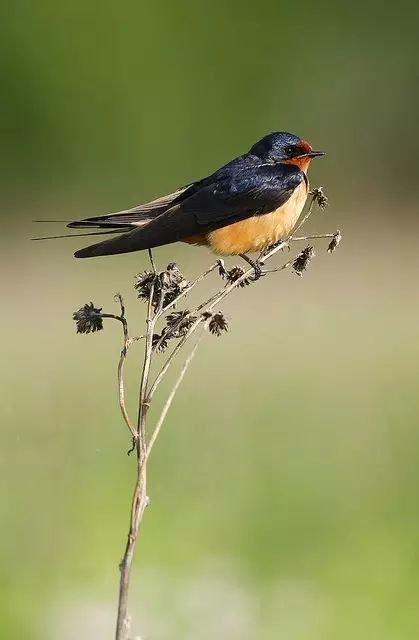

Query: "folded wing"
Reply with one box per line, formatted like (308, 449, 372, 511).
(75, 163, 304, 258)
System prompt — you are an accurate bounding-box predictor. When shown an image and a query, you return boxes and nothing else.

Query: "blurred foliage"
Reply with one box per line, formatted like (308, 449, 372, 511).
(1, 1, 419, 638)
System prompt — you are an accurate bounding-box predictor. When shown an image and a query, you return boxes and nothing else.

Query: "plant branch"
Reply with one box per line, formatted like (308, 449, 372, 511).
(115, 265, 158, 640)
(146, 323, 207, 461)
(73, 185, 338, 640)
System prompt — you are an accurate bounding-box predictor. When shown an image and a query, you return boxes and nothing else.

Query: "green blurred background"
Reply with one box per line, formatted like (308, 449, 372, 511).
(2, 2, 419, 638)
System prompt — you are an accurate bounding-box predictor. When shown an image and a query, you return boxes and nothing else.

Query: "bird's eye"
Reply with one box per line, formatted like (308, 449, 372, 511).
(285, 145, 295, 155)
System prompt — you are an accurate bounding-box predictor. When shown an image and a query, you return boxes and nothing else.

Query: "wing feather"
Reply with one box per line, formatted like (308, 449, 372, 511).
(75, 164, 303, 258)
(67, 187, 189, 229)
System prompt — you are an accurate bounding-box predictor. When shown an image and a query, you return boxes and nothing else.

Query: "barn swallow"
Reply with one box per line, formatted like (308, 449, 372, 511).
(41, 132, 324, 275)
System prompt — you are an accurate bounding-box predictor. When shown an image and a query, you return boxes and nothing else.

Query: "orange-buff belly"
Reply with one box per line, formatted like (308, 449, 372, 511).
(205, 180, 308, 255)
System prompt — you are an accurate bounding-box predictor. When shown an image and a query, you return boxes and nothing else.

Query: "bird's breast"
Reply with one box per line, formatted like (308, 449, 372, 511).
(206, 181, 308, 256)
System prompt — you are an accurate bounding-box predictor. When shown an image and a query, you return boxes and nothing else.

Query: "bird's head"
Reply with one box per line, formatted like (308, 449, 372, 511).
(249, 132, 325, 172)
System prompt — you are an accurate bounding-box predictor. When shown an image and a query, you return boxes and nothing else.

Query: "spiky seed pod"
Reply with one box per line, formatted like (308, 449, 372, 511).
(72, 302, 104, 334)
(327, 230, 342, 254)
(292, 247, 315, 276)
(207, 312, 229, 336)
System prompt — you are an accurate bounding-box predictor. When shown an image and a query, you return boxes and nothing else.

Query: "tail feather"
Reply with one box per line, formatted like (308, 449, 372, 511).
(74, 206, 198, 258)
(33, 229, 126, 241)
(33, 186, 192, 253)
(67, 216, 146, 229)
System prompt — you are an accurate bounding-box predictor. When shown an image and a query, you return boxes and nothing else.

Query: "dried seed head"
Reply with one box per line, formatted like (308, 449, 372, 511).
(207, 312, 229, 336)
(327, 230, 342, 254)
(165, 310, 196, 337)
(163, 263, 189, 289)
(226, 266, 253, 287)
(159, 263, 190, 307)
(217, 260, 252, 287)
(311, 187, 329, 209)
(72, 302, 103, 334)
(134, 271, 156, 301)
(152, 332, 169, 353)
(135, 263, 190, 310)
(292, 246, 315, 276)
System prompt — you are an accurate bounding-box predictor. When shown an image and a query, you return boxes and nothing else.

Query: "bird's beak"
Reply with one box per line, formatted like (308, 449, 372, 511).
(305, 150, 325, 158)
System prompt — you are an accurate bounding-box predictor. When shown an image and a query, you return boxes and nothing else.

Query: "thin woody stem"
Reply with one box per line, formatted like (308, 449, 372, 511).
(292, 233, 335, 241)
(115, 267, 158, 640)
(112, 186, 332, 639)
(115, 295, 136, 439)
(146, 324, 207, 461)
(160, 261, 220, 315)
(100, 301, 137, 438)
(261, 258, 296, 274)
(117, 343, 136, 439)
(146, 315, 204, 405)
(151, 261, 220, 353)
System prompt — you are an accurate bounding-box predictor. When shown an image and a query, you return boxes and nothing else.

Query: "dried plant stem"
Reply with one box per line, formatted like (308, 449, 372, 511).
(73, 186, 336, 640)
(146, 324, 207, 461)
(100, 304, 138, 439)
(292, 233, 335, 241)
(115, 278, 156, 640)
(161, 261, 220, 313)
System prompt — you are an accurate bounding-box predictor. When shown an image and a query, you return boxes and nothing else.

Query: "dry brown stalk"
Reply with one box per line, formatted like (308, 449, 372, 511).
(71, 187, 339, 639)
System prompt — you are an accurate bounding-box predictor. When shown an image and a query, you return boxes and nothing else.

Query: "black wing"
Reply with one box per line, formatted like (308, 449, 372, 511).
(75, 163, 303, 258)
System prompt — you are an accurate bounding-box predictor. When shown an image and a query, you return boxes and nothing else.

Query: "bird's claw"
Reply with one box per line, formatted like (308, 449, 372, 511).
(239, 253, 265, 281)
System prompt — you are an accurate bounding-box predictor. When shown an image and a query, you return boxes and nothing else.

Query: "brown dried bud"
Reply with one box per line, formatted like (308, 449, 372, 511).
(311, 187, 329, 209)
(225, 266, 253, 287)
(165, 310, 196, 337)
(327, 230, 342, 253)
(72, 302, 103, 334)
(135, 263, 190, 310)
(134, 271, 156, 302)
(208, 312, 229, 336)
(161, 263, 189, 291)
(292, 246, 315, 276)
(152, 332, 169, 353)
(159, 263, 189, 307)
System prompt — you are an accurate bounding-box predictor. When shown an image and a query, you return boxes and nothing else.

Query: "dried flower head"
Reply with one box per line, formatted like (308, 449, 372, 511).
(327, 230, 342, 254)
(225, 266, 253, 287)
(135, 263, 190, 310)
(165, 310, 196, 337)
(152, 332, 169, 353)
(292, 246, 315, 276)
(206, 312, 229, 336)
(217, 260, 253, 287)
(159, 263, 190, 307)
(161, 263, 188, 290)
(73, 302, 103, 334)
(134, 270, 156, 302)
(311, 187, 329, 209)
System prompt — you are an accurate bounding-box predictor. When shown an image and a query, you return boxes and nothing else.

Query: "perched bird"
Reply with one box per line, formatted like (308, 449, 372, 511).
(40, 132, 324, 275)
